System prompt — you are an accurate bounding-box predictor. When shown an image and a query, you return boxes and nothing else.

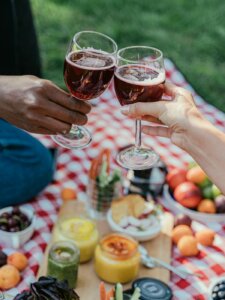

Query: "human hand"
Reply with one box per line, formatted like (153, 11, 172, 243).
(121, 82, 204, 150)
(0, 75, 91, 134)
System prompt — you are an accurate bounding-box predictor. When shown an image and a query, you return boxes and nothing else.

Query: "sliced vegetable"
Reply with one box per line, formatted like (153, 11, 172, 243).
(89, 158, 100, 180)
(106, 287, 115, 300)
(100, 282, 107, 300)
(115, 283, 123, 300)
(130, 287, 141, 300)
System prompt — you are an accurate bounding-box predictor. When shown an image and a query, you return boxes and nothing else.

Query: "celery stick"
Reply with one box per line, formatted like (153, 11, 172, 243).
(130, 287, 141, 300)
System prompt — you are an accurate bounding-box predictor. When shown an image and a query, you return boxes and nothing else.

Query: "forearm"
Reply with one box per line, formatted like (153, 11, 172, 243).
(183, 117, 225, 194)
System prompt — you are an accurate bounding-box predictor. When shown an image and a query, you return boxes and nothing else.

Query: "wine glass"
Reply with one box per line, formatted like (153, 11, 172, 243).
(114, 46, 165, 170)
(52, 31, 117, 149)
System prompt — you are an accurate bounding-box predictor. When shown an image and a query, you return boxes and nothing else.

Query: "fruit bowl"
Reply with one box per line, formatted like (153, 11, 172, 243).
(107, 209, 161, 241)
(0, 206, 36, 249)
(162, 185, 225, 223)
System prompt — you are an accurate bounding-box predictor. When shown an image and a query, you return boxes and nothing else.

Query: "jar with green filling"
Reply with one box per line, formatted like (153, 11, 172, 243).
(47, 240, 80, 288)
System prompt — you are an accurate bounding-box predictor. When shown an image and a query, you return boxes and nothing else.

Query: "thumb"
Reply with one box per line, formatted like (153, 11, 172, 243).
(121, 101, 165, 119)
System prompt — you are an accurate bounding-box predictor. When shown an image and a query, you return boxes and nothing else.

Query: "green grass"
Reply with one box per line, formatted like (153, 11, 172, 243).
(31, 0, 225, 112)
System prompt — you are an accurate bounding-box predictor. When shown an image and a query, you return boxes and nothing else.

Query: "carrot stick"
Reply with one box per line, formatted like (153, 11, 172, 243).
(98, 148, 111, 174)
(99, 282, 107, 300)
(89, 158, 99, 180)
(106, 288, 114, 300)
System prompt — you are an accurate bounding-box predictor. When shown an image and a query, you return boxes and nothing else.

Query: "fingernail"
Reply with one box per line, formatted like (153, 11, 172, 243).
(121, 105, 130, 115)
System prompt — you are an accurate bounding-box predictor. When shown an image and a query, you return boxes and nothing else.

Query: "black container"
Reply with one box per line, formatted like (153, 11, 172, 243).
(124, 159, 167, 199)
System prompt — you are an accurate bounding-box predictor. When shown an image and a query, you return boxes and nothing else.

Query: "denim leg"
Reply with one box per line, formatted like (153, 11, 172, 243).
(0, 119, 54, 208)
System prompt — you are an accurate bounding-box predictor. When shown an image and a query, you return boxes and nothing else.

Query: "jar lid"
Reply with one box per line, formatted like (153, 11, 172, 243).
(59, 217, 95, 241)
(132, 278, 172, 300)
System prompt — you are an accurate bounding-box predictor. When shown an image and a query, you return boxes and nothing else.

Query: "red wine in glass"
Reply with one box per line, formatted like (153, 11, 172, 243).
(114, 64, 165, 105)
(64, 50, 115, 100)
(52, 30, 117, 149)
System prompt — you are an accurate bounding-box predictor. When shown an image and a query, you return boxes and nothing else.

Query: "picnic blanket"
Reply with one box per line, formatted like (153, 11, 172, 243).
(2, 59, 225, 299)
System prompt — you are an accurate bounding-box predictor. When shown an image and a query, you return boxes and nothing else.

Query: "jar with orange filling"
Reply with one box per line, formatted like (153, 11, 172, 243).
(94, 233, 140, 283)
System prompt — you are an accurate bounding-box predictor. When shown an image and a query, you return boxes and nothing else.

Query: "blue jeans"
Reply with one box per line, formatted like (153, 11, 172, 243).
(0, 119, 54, 208)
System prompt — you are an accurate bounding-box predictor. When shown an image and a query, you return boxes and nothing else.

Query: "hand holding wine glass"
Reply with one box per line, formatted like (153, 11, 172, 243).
(52, 31, 117, 149)
(121, 82, 199, 150)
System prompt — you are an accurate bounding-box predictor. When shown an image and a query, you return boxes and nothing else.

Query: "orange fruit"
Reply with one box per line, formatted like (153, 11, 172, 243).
(61, 188, 77, 201)
(196, 229, 215, 246)
(186, 166, 207, 184)
(0, 265, 20, 290)
(171, 225, 193, 244)
(7, 252, 28, 271)
(197, 199, 216, 214)
(178, 236, 199, 256)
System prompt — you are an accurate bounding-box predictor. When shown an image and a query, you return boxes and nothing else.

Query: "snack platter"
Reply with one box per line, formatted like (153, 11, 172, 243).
(37, 201, 174, 299)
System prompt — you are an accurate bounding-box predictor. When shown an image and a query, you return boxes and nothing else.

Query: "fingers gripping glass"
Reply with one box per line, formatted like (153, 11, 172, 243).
(114, 46, 165, 170)
(52, 31, 117, 149)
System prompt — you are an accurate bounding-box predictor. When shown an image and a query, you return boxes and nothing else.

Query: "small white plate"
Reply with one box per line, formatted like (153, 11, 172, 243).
(162, 184, 225, 223)
(106, 210, 161, 241)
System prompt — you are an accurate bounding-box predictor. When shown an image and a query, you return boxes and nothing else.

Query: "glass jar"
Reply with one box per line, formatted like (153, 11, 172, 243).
(47, 241, 80, 288)
(87, 179, 122, 219)
(124, 159, 167, 198)
(94, 233, 140, 283)
(53, 217, 99, 263)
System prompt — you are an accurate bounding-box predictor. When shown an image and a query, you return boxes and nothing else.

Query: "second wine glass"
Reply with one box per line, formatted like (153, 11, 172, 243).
(114, 46, 165, 170)
(52, 31, 117, 149)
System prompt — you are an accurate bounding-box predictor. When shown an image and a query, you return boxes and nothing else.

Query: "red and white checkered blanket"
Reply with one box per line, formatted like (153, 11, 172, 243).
(2, 59, 225, 299)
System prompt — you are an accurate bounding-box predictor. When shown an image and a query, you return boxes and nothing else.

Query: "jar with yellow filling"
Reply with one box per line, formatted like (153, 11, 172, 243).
(53, 217, 99, 263)
(94, 233, 140, 283)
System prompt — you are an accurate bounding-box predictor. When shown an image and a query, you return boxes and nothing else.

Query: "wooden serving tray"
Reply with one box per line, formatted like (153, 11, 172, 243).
(38, 201, 173, 299)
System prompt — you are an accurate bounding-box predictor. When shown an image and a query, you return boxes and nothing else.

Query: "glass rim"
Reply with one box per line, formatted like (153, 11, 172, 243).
(117, 45, 163, 64)
(73, 30, 118, 55)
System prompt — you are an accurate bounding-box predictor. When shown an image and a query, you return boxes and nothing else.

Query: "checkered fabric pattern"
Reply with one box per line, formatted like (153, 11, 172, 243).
(2, 58, 225, 299)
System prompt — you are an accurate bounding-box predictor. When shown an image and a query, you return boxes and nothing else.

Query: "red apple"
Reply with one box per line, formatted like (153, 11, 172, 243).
(174, 182, 202, 208)
(166, 168, 187, 190)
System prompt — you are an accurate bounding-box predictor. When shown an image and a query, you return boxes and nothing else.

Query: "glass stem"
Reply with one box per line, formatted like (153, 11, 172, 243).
(135, 119, 142, 150)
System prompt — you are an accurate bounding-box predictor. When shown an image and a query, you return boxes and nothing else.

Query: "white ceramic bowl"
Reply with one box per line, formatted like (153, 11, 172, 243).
(162, 184, 225, 223)
(107, 210, 161, 241)
(0, 206, 36, 249)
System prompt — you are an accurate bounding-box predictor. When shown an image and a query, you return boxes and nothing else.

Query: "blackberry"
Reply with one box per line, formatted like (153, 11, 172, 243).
(212, 281, 225, 300)
(0, 250, 7, 267)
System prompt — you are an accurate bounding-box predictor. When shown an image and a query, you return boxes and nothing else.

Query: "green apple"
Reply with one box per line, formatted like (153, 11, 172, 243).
(201, 185, 214, 199)
(198, 178, 212, 189)
(212, 184, 221, 198)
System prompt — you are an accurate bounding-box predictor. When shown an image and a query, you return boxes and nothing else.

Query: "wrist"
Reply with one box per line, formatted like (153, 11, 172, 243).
(182, 111, 213, 154)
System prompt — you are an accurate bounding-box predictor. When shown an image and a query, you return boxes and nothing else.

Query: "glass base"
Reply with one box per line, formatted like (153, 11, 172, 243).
(52, 125, 92, 149)
(116, 146, 159, 170)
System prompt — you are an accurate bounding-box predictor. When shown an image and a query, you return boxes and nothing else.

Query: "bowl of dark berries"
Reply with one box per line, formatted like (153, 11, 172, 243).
(209, 277, 225, 300)
(0, 206, 35, 249)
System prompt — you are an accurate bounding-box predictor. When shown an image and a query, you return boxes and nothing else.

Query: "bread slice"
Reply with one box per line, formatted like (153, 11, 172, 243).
(111, 194, 146, 223)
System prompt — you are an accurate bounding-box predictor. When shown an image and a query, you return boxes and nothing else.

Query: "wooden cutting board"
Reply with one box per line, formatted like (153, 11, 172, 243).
(38, 201, 174, 299)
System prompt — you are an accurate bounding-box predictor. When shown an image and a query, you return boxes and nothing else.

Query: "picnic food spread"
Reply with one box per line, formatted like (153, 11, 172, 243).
(53, 217, 99, 262)
(94, 233, 140, 283)
(47, 241, 80, 288)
